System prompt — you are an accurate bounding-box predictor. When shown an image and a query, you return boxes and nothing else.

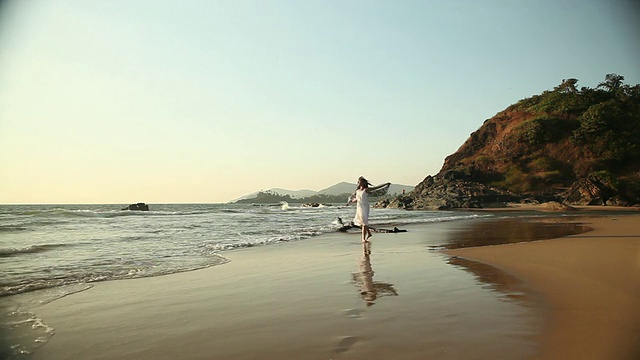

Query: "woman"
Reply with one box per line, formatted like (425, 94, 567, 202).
(348, 176, 391, 243)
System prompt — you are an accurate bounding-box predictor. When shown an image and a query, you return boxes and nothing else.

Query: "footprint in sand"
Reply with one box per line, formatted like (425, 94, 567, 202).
(343, 308, 363, 318)
(333, 336, 358, 353)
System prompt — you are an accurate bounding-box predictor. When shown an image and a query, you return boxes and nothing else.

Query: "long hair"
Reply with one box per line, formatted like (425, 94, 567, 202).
(357, 176, 371, 189)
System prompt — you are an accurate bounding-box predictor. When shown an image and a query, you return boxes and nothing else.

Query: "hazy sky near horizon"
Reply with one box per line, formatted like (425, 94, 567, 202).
(1, 0, 638, 204)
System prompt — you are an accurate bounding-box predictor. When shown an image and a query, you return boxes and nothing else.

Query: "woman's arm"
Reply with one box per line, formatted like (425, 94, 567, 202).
(367, 182, 391, 192)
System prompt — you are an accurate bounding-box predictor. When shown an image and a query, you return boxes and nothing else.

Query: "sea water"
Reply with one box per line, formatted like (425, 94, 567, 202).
(0, 203, 589, 358)
(0, 203, 492, 298)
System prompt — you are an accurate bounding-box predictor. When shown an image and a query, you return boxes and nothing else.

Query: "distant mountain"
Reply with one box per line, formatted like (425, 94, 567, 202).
(268, 188, 316, 199)
(229, 188, 315, 203)
(318, 182, 356, 195)
(231, 182, 415, 203)
(318, 182, 414, 196)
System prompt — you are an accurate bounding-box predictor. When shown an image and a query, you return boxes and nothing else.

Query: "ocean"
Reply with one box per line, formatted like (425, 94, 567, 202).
(0, 203, 496, 299)
(0, 203, 590, 359)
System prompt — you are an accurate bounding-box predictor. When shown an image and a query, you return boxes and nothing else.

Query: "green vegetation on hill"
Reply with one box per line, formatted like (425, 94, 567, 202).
(234, 190, 351, 204)
(512, 74, 640, 169)
(441, 73, 640, 198)
(234, 184, 412, 204)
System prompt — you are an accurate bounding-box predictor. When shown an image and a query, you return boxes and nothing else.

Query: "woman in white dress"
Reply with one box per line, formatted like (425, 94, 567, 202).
(348, 176, 391, 243)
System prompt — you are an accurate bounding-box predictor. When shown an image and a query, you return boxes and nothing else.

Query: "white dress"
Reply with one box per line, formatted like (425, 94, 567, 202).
(353, 189, 369, 226)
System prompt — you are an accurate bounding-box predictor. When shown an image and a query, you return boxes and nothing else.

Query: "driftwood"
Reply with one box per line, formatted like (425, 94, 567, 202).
(336, 217, 407, 233)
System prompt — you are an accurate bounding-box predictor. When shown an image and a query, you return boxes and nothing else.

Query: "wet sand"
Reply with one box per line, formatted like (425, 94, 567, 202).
(22, 219, 542, 360)
(13, 211, 640, 360)
(447, 214, 640, 360)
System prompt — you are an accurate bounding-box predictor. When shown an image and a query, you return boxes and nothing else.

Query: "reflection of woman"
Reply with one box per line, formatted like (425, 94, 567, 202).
(355, 244, 376, 306)
(352, 243, 398, 307)
(348, 177, 391, 243)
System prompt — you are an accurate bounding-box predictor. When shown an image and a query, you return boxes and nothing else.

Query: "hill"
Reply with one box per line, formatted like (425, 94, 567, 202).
(232, 182, 414, 204)
(382, 74, 640, 209)
(230, 188, 316, 202)
(317, 182, 356, 195)
(318, 182, 414, 196)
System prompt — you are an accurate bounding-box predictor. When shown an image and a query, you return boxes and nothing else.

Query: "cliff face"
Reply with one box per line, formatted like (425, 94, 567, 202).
(384, 75, 640, 209)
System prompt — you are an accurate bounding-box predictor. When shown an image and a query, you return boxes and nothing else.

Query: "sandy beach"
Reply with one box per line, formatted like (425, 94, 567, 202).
(447, 213, 640, 360)
(8, 211, 639, 360)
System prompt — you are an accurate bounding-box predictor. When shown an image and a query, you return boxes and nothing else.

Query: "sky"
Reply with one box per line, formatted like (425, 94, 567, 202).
(0, 0, 638, 204)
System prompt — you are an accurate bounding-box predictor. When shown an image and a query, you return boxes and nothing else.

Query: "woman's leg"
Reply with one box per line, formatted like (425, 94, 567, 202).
(362, 225, 372, 242)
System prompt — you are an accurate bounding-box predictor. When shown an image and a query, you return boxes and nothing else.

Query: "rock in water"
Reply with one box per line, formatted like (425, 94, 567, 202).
(122, 203, 149, 211)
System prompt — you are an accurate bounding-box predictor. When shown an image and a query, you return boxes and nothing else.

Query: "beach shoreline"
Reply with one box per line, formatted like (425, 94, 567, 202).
(446, 212, 640, 360)
(453, 202, 640, 213)
(6, 208, 639, 360)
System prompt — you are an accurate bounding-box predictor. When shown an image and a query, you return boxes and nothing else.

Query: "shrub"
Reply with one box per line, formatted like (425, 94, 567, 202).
(492, 165, 532, 193)
(514, 116, 579, 146)
(528, 157, 554, 172)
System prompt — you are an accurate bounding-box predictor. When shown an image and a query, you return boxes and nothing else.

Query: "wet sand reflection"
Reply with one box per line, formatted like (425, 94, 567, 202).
(351, 243, 398, 307)
(447, 256, 535, 305)
(438, 217, 591, 249)
(441, 217, 592, 305)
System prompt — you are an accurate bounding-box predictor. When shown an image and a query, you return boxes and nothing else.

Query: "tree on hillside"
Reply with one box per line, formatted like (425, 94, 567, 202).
(555, 78, 579, 94)
(597, 73, 624, 92)
(572, 75, 640, 169)
(466, 73, 639, 189)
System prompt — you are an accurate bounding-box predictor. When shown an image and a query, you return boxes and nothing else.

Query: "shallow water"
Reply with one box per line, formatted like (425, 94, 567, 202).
(0, 203, 492, 298)
(0, 205, 591, 359)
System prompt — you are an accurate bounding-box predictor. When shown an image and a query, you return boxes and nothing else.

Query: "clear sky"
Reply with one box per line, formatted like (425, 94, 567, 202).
(1, 0, 638, 204)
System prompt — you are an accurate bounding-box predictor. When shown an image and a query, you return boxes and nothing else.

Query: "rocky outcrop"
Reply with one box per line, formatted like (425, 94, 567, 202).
(379, 172, 638, 209)
(378, 75, 640, 210)
(378, 175, 522, 210)
(562, 177, 614, 205)
(302, 203, 331, 207)
(122, 203, 149, 211)
(541, 201, 576, 211)
(562, 176, 640, 206)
